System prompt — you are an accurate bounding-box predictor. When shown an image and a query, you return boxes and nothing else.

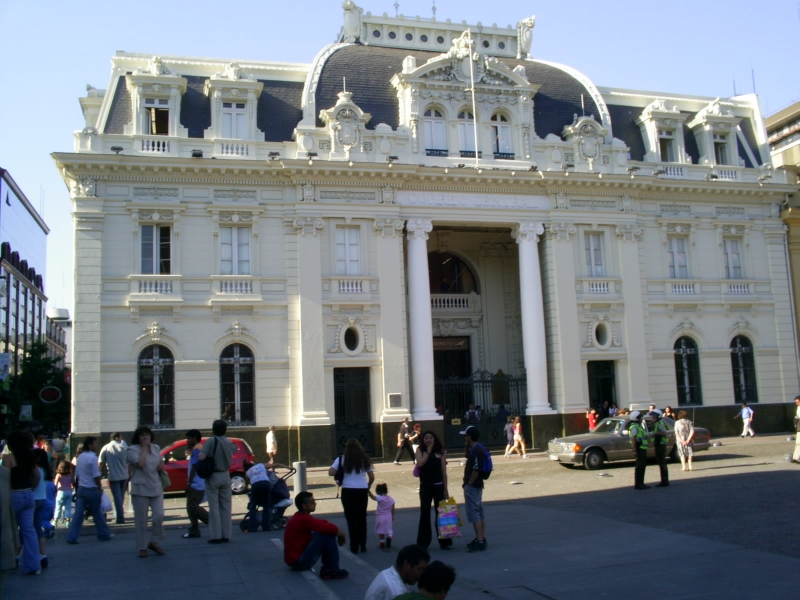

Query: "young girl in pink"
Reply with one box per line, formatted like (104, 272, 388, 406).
(369, 483, 395, 549)
(53, 460, 74, 526)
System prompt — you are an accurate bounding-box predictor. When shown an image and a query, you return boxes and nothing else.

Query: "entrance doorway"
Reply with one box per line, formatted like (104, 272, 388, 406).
(587, 361, 616, 412)
(333, 367, 373, 454)
(433, 337, 472, 379)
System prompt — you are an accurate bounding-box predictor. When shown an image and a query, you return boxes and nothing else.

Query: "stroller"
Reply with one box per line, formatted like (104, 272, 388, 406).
(240, 465, 295, 532)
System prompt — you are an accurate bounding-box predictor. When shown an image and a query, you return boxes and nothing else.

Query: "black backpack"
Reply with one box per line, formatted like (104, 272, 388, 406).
(196, 438, 218, 479)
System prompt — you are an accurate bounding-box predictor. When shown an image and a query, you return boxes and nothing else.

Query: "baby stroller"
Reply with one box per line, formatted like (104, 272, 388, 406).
(240, 465, 295, 532)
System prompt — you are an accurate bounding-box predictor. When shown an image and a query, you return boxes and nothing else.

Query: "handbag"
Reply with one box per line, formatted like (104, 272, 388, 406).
(333, 455, 344, 486)
(159, 469, 171, 490)
(437, 497, 462, 539)
(100, 493, 112, 513)
(412, 464, 421, 478)
(196, 437, 218, 479)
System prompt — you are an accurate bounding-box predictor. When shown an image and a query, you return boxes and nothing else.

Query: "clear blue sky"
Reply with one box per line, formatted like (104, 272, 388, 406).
(1, 0, 798, 314)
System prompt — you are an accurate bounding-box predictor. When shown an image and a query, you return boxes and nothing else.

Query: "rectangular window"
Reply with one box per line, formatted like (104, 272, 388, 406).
(659, 130, 675, 162)
(220, 227, 251, 275)
(585, 232, 605, 277)
(222, 102, 247, 139)
(492, 124, 512, 154)
(141, 225, 171, 274)
(723, 239, 742, 279)
(335, 226, 361, 276)
(714, 134, 728, 165)
(144, 98, 169, 135)
(423, 119, 446, 150)
(457, 121, 476, 152)
(667, 237, 688, 279)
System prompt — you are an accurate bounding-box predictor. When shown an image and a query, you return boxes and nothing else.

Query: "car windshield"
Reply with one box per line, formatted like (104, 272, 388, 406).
(592, 419, 623, 434)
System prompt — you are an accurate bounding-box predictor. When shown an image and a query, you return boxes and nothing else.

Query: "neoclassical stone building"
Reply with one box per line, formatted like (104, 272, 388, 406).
(54, 4, 799, 463)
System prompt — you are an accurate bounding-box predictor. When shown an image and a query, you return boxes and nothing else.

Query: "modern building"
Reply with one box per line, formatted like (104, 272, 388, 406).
(45, 308, 69, 370)
(0, 169, 49, 374)
(53, 4, 799, 464)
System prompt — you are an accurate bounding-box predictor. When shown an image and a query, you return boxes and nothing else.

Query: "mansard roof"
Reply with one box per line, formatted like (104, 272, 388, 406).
(313, 44, 601, 139)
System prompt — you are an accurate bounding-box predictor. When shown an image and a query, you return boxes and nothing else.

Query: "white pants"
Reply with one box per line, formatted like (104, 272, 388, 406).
(741, 418, 755, 437)
(206, 471, 232, 541)
(132, 494, 164, 551)
(793, 433, 800, 461)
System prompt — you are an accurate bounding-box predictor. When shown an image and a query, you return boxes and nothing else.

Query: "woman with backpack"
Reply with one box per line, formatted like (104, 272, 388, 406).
(328, 438, 374, 554)
(415, 430, 452, 550)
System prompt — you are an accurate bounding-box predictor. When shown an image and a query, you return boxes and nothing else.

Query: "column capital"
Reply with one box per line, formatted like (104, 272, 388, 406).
(406, 219, 433, 241)
(512, 222, 544, 244)
(292, 216, 324, 237)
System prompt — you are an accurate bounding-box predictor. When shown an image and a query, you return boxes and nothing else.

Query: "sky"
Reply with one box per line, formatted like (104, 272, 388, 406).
(1, 0, 799, 316)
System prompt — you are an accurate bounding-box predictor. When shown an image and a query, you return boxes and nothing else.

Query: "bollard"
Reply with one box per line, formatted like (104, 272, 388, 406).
(293, 461, 307, 493)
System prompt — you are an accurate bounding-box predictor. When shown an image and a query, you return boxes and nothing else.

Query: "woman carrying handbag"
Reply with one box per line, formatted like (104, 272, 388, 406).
(127, 426, 166, 557)
(415, 430, 452, 550)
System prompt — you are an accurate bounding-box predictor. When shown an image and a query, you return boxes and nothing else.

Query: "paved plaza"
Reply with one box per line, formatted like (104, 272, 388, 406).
(4, 434, 800, 599)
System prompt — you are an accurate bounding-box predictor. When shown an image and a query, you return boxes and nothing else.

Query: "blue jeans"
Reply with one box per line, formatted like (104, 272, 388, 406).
(66, 487, 111, 542)
(109, 479, 127, 522)
(55, 490, 73, 520)
(247, 481, 271, 531)
(33, 499, 46, 538)
(11, 490, 40, 574)
(291, 532, 339, 572)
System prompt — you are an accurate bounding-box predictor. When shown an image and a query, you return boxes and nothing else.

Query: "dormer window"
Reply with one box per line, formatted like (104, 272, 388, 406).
(687, 99, 742, 167)
(222, 102, 247, 139)
(714, 134, 729, 165)
(424, 108, 447, 156)
(659, 129, 676, 162)
(636, 99, 689, 165)
(491, 113, 513, 159)
(458, 111, 478, 157)
(144, 98, 170, 135)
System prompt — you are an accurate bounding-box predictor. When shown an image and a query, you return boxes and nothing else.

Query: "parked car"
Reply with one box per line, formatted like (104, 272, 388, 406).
(548, 416, 711, 470)
(160, 437, 255, 494)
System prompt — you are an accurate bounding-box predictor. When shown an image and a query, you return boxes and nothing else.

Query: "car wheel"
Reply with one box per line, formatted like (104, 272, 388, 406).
(669, 445, 679, 463)
(230, 473, 247, 495)
(583, 449, 605, 470)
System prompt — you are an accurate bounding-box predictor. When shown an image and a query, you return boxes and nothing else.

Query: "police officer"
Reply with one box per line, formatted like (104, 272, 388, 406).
(628, 411, 649, 490)
(649, 409, 670, 487)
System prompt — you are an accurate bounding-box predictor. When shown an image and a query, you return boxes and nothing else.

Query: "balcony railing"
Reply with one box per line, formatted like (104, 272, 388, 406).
(671, 282, 695, 294)
(216, 142, 252, 157)
(459, 150, 482, 159)
(430, 292, 481, 312)
(493, 152, 515, 160)
(129, 275, 181, 296)
(338, 279, 363, 294)
(219, 279, 253, 294)
(327, 277, 372, 297)
(426, 149, 449, 157)
(717, 168, 738, 181)
(664, 165, 684, 177)
(588, 280, 609, 294)
(141, 137, 171, 153)
(727, 282, 750, 294)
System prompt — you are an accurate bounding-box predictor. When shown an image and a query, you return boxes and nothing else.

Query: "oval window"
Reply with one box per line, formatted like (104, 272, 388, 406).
(498, 41, 506, 49)
(344, 327, 358, 352)
(482, 40, 490, 48)
(373, 30, 381, 38)
(420, 34, 428, 42)
(593, 322, 611, 350)
(405, 33, 413, 41)
(437, 36, 444, 44)
(388, 31, 397, 39)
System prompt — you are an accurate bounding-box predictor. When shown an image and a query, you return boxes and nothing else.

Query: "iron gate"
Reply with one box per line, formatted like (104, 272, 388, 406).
(333, 367, 374, 455)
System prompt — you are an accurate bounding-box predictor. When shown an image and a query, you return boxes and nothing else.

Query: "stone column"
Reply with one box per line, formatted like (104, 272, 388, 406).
(512, 222, 554, 414)
(406, 219, 439, 420)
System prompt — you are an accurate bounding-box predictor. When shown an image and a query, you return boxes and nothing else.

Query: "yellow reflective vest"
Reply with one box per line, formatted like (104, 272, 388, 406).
(630, 422, 648, 450)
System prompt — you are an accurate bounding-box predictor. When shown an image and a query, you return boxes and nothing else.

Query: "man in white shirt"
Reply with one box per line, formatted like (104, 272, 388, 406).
(99, 432, 128, 524)
(364, 544, 430, 600)
(66, 437, 113, 543)
(266, 426, 277, 464)
(734, 402, 755, 438)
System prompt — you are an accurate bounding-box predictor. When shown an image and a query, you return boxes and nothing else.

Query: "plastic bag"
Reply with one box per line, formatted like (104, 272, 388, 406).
(100, 493, 112, 513)
(437, 497, 462, 539)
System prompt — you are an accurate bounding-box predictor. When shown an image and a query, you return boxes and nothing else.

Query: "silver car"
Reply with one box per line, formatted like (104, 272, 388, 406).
(548, 416, 712, 470)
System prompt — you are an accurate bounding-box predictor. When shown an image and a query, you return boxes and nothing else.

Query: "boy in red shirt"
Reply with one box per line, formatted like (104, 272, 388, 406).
(284, 491, 348, 580)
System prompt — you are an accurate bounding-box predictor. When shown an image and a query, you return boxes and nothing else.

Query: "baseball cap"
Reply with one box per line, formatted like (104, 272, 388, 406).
(459, 425, 479, 439)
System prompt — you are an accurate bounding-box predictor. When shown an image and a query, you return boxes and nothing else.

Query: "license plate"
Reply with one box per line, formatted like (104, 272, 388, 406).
(549, 454, 559, 461)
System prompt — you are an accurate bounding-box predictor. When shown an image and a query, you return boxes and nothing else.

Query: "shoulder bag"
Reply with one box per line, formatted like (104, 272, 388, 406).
(196, 437, 218, 479)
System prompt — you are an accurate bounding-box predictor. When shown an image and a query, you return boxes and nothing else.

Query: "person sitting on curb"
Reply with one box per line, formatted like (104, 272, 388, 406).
(365, 544, 430, 600)
(283, 491, 348, 580)
(395, 560, 457, 600)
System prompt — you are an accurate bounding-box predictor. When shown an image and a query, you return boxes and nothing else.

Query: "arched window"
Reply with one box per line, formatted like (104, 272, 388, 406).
(673, 337, 702, 406)
(423, 108, 447, 155)
(457, 111, 476, 154)
(491, 113, 513, 158)
(220, 344, 255, 425)
(138, 345, 175, 428)
(730, 335, 758, 403)
(428, 252, 478, 294)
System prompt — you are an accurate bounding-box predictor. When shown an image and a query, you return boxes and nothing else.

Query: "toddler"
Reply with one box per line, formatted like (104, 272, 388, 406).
(369, 483, 395, 549)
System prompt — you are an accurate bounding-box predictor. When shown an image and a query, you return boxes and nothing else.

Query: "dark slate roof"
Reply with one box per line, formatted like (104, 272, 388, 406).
(314, 45, 600, 139)
(257, 80, 304, 142)
(180, 76, 211, 138)
(738, 118, 762, 167)
(606, 104, 646, 161)
(681, 117, 701, 165)
(104, 75, 131, 134)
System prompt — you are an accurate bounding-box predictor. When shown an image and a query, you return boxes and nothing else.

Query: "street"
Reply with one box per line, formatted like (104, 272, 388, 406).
(4, 434, 800, 599)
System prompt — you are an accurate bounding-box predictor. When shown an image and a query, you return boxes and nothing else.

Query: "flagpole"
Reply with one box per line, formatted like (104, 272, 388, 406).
(467, 29, 480, 170)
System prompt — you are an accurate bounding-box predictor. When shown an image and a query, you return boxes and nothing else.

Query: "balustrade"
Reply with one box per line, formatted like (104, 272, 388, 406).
(671, 282, 695, 294)
(219, 279, 253, 294)
(141, 138, 170, 153)
(338, 279, 363, 294)
(727, 282, 750, 294)
(138, 279, 173, 294)
(219, 142, 249, 157)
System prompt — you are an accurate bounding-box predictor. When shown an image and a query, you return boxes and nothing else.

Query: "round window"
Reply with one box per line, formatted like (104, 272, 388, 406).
(344, 328, 358, 352)
(388, 31, 397, 39)
(482, 40, 490, 48)
(420, 34, 428, 42)
(593, 322, 611, 350)
(373, 30, 381, 38)
(498, 41, 506, 49)
(437, 36, 444, 44)
(339, 324, 365, 356)
(405, 33, 413, 41)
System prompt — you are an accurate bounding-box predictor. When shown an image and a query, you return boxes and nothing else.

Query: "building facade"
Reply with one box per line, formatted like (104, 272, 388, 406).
(54, 5, 799, 464)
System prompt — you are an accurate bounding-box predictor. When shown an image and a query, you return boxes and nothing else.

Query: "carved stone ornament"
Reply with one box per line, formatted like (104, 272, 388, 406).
(293, 217, 324, 237)
(585, 314, 621, 348)
(341, 0, 363, 43)
(512, 222, 545, 244)
(138, 209, 174, 222)
(133, 187, 179, 199)
(146, 56, 170, 75)
(516, 16, 535, 59)
(133, 321, 178, 347)
(562, 115, 607, 162)
(549, 222, 577, 242)
(319, 91, 372, 155)
(671, 317, 697, 337)
(374, 219, 404, 237)
(74, 178, 97, 198)
(554, 192, 568, 210)
(301, 183, 316, 202)
(213, 189, 257, 201)
(214, 321, 259, 346)
(620, 194, 633, 213)
(728, 316, 751, 336)
(418, 32, 520, 87)
(432, 317, 480, 337)
(615, 224, 643, 242)
(380, 186, 395, 204)
(406, 219, 433, 241)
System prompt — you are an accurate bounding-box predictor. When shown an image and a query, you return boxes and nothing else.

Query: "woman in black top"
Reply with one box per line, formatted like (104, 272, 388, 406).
(415, 431, 452, 549)
(2, 431, 42, 575)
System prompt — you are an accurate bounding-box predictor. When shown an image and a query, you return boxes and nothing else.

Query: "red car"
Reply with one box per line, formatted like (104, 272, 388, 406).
(160, 437, 255, 494)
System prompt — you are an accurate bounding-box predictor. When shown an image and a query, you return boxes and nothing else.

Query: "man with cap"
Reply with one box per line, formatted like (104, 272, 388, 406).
(628, 412, 649, 490)
(460, 425, 487, 552)
(649, 409, 670, 487)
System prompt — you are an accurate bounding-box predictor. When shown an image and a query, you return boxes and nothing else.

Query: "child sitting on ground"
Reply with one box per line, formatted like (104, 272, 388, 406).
(368, 482, 395, 549)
